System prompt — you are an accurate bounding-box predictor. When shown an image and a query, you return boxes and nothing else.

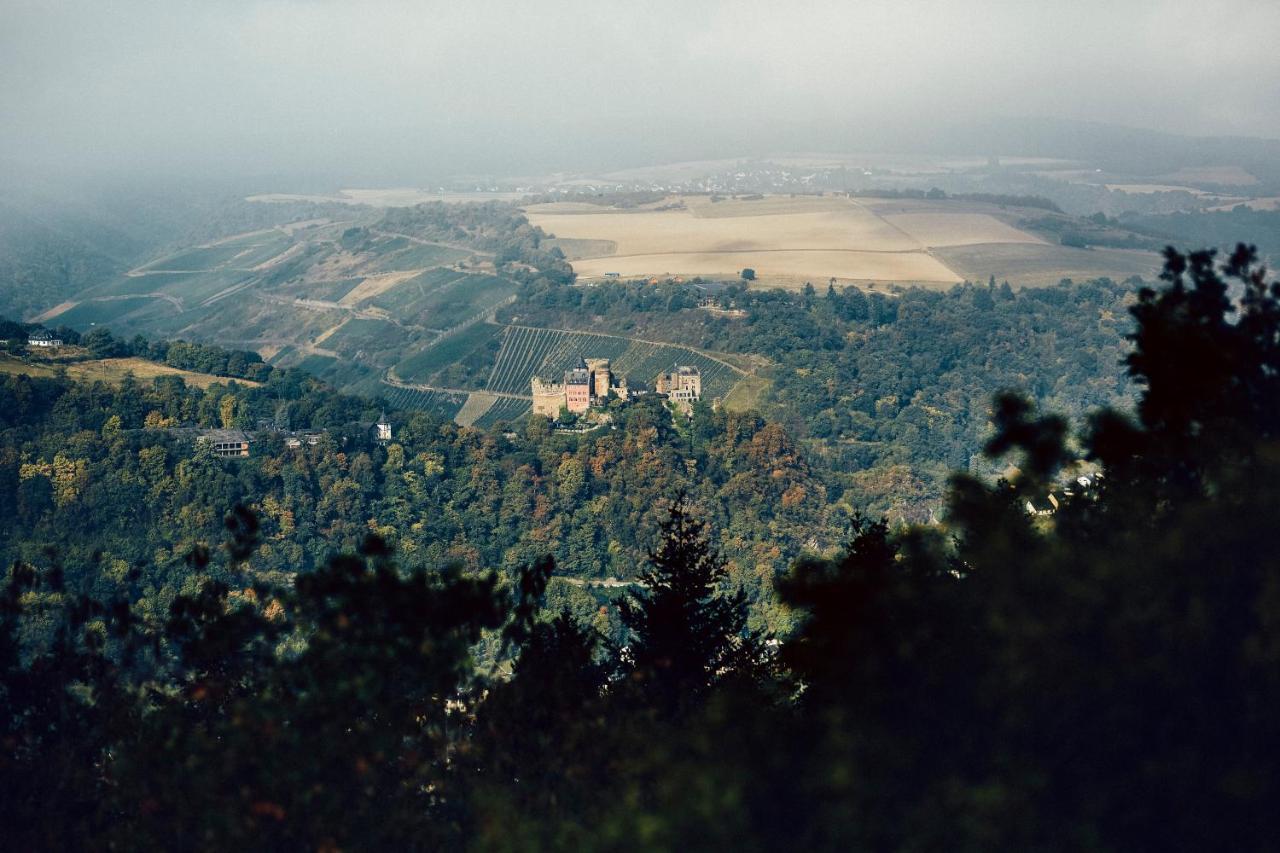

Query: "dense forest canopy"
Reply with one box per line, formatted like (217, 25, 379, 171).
(508, 273, 1139, 519)
(3, 245, 1279, 850)
(1, 350, 835, 640)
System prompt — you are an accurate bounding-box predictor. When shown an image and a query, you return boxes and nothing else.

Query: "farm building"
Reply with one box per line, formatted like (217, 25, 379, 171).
(531, 357, 630, 418)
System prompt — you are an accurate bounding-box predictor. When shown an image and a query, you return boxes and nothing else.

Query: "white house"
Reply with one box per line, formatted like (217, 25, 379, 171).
(27, 330, 62, 348)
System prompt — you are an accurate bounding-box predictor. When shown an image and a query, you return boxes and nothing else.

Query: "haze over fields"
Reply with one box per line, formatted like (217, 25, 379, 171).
(4, 0, 1280, 183)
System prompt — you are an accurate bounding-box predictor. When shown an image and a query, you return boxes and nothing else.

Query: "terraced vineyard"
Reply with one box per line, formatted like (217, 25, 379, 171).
(473, 396, 532, 427)
(394, 322, 503, 384)
(486, 325, 745, 399)
(367, 268, 465, 314)
(50, 296, 176, 328)
(454, 392, 499, 427)
(381, 385, 469, 420)
(367, 270, 515, 330)
(140, 245, 251, 272)
(368, 242, 468, 273)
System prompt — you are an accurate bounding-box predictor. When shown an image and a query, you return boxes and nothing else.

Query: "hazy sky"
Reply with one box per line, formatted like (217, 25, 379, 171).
(3, 0, 1279, 183)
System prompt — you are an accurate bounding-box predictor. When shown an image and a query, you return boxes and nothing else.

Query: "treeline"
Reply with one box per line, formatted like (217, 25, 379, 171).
(3, 247, 1279, 850)
(520, 189, 669, 208)
(1021, 211, 1165, 249)
(847, 186, 1063, 211)
(0, 317, 81, 354)
(1124, 206, 1280, 264)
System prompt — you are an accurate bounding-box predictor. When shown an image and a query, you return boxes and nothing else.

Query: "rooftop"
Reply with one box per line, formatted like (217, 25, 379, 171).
(195, 428, 250, 443)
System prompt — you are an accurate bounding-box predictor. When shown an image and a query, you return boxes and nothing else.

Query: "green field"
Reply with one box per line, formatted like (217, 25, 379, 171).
(87, 272, 196, 298)
(227, 235, 296, 267)
(294, 353, 377, 387)
(285, 278, 362, 303)
(932, 243, 1162, 286)
(722, 374, 772, 412)
(85, 269, 253, 305)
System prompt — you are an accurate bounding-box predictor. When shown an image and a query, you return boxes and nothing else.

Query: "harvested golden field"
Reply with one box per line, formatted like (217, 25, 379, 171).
(528, 194, 1162, 289)
(933, 244, 1162, 287)
(527, 195, 967, 287)
(570, 250, 958, 287)
(0, 355, 259, 389)
(882, 212, 1045, 248)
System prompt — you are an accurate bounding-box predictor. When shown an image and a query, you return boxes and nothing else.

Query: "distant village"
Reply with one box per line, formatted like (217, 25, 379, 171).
(531, 357, 703, 420)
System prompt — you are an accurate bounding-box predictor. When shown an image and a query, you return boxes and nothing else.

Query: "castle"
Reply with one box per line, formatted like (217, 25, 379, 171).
(532, 357, 630, 418)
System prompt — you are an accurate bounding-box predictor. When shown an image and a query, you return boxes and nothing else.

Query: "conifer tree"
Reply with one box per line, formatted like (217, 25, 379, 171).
(619, 495, 759, 714)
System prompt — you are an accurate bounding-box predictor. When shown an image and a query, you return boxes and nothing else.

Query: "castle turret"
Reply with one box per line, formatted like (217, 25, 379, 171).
(585, 358, 612, 400)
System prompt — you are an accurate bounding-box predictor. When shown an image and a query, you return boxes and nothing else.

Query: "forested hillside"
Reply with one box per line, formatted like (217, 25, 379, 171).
(18, 192, 1146, 526)
(2, 360, 835, 641)
(507, 274, 1139, 519)
(3, 246, 1278, 850)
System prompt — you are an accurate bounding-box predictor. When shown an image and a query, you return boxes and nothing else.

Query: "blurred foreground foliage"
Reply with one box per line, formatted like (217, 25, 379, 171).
(4, 246, 1280, 850)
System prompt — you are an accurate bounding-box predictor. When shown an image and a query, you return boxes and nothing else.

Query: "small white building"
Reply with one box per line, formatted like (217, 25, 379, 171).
(375, 412, 392, 443)
(27, 331, 62, 348)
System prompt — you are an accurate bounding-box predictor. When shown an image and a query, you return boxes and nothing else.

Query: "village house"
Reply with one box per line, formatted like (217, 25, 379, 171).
(27, 330, 62, 348)
(284, 431, 324, 450)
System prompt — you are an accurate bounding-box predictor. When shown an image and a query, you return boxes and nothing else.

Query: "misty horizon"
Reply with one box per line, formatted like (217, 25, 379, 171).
(4, 0, 1280, 186)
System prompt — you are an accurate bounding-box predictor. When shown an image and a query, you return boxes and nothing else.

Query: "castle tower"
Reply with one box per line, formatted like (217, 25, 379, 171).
(531, 377, 566, 418)
(376, 411, 392, 443)
(585, 358, 612, 400)
(564, 357, 591, 413)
